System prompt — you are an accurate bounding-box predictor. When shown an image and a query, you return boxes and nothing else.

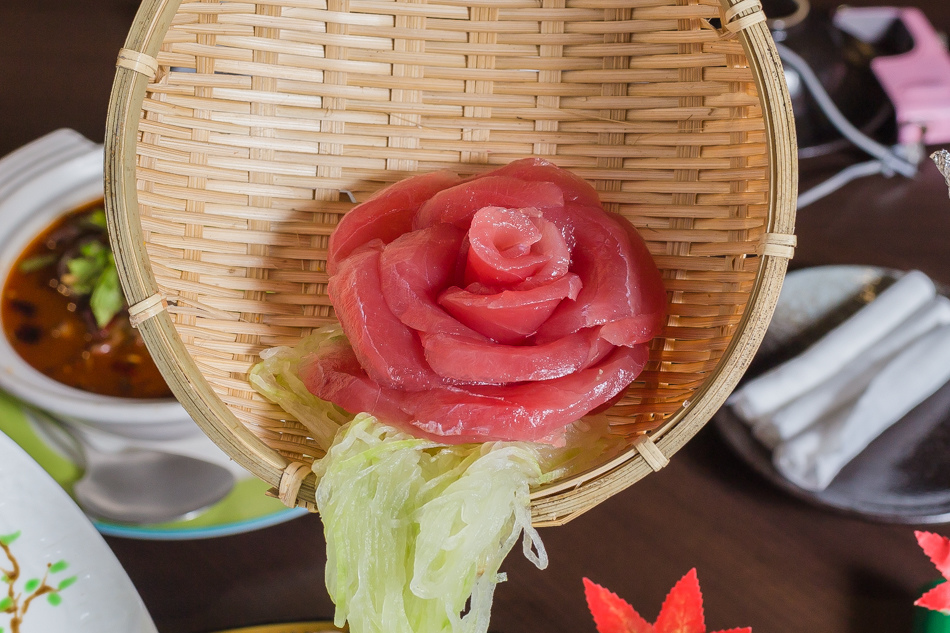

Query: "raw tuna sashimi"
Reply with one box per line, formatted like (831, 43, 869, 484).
(300, 336, 649, 444)
(421, 327, 601, 383)
(376, 223, 484, 342)
(487, 157, 602, 207)
(534, 203, 667, 346)
(438, 274, 582, 344)
(328, 244, 441, 390)
(306, 158, 666, 444)
(413, 176, 564, 230)
(297, 335, 412, 427)
(328, 170, 461, 275)
(463, 206, 571, 288)
(410, 344, 648, 443)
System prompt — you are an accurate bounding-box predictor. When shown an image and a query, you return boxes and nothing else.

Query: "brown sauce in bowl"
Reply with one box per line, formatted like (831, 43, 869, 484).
(1, 202, 173, 399)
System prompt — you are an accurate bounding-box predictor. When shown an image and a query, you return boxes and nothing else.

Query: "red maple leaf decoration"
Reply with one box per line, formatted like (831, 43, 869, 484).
(915, 531, 950, 614)
(584, 569, 751, 633)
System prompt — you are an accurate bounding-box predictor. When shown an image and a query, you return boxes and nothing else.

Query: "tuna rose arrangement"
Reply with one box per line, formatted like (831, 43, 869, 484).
(251, 158, 666, 633)
(304, 158, 666, 445)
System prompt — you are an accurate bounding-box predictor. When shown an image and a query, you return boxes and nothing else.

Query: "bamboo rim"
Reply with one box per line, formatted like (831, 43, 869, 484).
(104, 0, 797, 526)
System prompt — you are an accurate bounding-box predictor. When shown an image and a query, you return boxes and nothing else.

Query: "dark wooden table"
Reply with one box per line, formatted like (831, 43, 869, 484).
(2, 1, 950, 631)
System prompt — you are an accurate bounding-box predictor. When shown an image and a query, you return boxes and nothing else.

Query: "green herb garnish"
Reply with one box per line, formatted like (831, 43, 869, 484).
(90, 264, 123, 330)
(62, 241, 124, 328)
(18, 253, 57, 273)
(83, 208, 108, 230)
(64, 242, 110, 295)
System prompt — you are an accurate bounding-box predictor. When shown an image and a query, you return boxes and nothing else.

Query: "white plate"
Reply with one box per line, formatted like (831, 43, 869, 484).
(0, 430, 158, 632)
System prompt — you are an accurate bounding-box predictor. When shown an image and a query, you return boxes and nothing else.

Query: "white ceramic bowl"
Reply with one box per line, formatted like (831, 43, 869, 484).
(0, 428, 158, 633)
(0, 131, 197, 440)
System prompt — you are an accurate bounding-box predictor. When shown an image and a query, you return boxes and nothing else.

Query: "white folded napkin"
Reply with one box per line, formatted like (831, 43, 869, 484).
(752, 295, 950, 448)
(729, 269, 936, 421)
(773, 323, 950, 491)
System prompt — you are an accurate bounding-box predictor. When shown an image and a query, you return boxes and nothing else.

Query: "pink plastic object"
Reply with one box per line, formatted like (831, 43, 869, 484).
(835, 7, 950, 145)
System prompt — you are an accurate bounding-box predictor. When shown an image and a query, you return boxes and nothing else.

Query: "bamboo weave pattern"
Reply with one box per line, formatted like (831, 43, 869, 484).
(131, 0, 772, 469)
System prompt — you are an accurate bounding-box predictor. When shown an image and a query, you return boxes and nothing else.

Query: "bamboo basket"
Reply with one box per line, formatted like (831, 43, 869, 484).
(104, 0, 797, 526)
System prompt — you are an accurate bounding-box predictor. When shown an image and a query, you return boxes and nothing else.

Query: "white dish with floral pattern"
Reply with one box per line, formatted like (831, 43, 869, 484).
(0, 428, 158, 633)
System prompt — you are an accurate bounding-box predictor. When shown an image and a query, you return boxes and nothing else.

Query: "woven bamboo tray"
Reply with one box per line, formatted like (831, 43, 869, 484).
(104, 0, 796, 526)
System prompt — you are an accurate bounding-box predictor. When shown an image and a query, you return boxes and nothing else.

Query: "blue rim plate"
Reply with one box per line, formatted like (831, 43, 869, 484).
(0, 391, 307, 540)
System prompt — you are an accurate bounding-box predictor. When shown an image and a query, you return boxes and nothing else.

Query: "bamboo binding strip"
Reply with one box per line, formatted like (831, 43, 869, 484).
(115, 48, 159, 79)
(105, 0, 797, 526)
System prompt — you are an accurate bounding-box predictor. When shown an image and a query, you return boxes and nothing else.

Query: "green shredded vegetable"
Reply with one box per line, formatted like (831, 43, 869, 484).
(315, 414, 546, 633)
(248, 325, 351, 450)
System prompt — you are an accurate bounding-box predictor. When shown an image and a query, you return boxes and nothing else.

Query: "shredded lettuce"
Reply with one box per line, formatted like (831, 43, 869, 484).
(249, 325, 352, 451)
(314, 414, 547, 633)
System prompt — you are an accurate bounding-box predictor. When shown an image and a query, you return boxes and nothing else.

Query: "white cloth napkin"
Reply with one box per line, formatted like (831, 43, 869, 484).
(774, 323, 950, 491)
(729, 269, 937, 421)
(751, 295, 950, 448)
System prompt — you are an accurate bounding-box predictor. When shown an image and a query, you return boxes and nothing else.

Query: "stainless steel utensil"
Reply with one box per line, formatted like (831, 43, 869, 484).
(27, 407, 235, 525)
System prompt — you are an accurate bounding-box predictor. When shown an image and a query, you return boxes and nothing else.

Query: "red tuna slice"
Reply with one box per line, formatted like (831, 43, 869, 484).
(328, 243, 441, 391)
(438, 273, 581, 344)
(299, 339, 530, 441)
(299, 337, 412, 426)
(485, 157, 602, 208)
(464, 206, 571, 288)
(408, 391, 534, 444)
(378, 223, 487, 342)
(299, 333, 644, 444)
(422, 325, 599, 383)
(409, 344, 649, 444)
(535, 204, 666, 346)
(465, 206, 545, 286)
(611, 215, 666, 340)
(327, 170, 461, 275)
(412, 176, 564, 230)
(600, 312, 666, 347)
(517, 213, 574, 288)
